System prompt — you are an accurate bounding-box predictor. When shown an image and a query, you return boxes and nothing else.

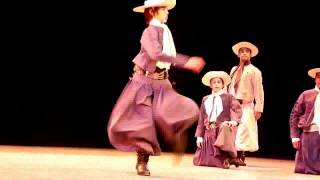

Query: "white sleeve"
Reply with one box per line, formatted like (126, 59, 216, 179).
(291, 138, 300, 142)
(196, 137, 204, 143)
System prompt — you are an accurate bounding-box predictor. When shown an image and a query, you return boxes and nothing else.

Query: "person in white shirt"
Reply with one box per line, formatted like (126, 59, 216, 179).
(193, 71, 242, 169)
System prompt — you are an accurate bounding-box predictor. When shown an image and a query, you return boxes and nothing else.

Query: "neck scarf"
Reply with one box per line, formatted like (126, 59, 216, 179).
(314, 86, 320, 129)
(204, 89, 224, 122)
(149, 18, 176, 70)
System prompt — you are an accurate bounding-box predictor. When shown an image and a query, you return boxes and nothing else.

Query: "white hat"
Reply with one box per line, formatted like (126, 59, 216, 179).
(133, 0, 176, 13)
(307, 68, 320, 78)
(202, 71, 231, 87)
(232, 41, 259, 57)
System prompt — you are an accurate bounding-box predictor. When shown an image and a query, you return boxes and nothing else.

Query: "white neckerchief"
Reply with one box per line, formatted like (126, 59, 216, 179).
(149, 18, 176, 70)
(204, 89, 224, 122)
(313, 86, 320, 130)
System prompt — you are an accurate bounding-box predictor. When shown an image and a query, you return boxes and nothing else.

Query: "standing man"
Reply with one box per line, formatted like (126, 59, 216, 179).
(228, 41, 264, 166)
(289, 68, 320, 175)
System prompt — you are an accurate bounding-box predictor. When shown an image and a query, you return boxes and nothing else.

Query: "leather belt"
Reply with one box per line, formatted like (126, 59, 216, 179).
(303, 124, 319, 132)
(133, 65, 168, 80)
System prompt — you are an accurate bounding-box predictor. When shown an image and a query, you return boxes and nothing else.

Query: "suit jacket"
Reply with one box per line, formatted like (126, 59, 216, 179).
(229, 64, 264, 112)
(195, 93, 242, 137)
(132, 25, 189, 73)
(289, 89, 318, 138)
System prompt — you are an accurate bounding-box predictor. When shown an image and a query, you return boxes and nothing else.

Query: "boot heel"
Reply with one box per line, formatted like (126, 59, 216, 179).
(222, 158, 230, 169)
(229, 158, 240, 167)
(237, 151, 246, 166)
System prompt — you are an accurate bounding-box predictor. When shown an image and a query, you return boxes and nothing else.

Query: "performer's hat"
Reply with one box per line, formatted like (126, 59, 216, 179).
(232, 41, 259, 57)
(202, 71, 231, 87)
(133, 0, 176, 13)
(308, 68, 320, 78)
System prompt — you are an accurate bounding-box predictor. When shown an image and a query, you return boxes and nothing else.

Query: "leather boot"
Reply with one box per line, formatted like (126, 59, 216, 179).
(136, 151, 150, 176)
(173, 132, 188, 153)
(229, 158, 240, 167)
(237, 151, 246, 166)
(222, 158, 230, 169)
(171, 132, 188, 165)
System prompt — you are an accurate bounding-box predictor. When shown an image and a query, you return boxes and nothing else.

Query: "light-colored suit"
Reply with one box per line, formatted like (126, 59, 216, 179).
(228, 63, 264, 152)
(229, 64, 264, 112)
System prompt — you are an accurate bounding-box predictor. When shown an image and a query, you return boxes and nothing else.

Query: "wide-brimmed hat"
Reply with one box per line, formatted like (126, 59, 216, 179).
(232, 41, 259, 57)
(133, 0, 176, 13)
(308, 68, 320, 78)
(202, 71, 231, 87)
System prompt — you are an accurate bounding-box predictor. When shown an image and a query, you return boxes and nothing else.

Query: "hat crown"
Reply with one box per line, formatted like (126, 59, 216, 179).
(144, 0, 165, 6)
(133, 0, 176, 13)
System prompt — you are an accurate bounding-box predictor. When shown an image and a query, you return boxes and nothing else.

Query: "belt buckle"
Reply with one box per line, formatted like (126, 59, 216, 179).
(150, 71, 168, 80)
(209, 122, 216, 129)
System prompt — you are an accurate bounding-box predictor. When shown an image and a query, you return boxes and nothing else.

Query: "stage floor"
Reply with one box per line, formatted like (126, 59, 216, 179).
(0, 145, 318, 179)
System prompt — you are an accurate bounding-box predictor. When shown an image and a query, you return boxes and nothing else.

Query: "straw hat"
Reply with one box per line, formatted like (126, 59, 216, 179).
(232, 41, 259, 57)
(307, 68, 320, 78)
(133, 0, 176, 13)
(202, 71, 231, 87)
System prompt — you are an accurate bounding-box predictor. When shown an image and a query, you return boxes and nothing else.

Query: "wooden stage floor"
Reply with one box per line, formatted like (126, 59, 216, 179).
(0, 145, 318, 180)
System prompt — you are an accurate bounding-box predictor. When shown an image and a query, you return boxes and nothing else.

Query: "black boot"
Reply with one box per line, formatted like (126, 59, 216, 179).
(237, 151, 246, 166)
(136, 151, 150, 176)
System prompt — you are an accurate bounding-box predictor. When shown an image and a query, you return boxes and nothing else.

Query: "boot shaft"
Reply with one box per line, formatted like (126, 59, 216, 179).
(136, 150, 150, 164)
(136, 150, 150, 176)
(237, 151, 246, 166)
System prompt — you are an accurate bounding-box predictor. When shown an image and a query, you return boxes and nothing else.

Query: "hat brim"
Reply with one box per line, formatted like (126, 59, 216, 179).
(308, 68, 320, 78)
(133, 2, 175, 13)
(232, 42, 259, 57)
(202, 71, 231, 87)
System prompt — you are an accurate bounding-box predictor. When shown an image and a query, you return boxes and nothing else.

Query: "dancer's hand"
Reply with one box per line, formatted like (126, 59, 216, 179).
(292, 140, 301, 150)
(184, 56, 206, 74)
(196, 137, 203, 148)
(254, 111, 262, 120)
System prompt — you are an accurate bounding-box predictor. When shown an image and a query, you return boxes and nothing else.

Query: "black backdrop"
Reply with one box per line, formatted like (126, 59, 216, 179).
(2, 1, 319, 159)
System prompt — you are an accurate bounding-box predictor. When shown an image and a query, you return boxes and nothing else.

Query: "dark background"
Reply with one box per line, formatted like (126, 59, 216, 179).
(2, 1, 319, 159)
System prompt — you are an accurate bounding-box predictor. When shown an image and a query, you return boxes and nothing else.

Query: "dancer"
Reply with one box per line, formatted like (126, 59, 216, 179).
(107, 0, 205, 176)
